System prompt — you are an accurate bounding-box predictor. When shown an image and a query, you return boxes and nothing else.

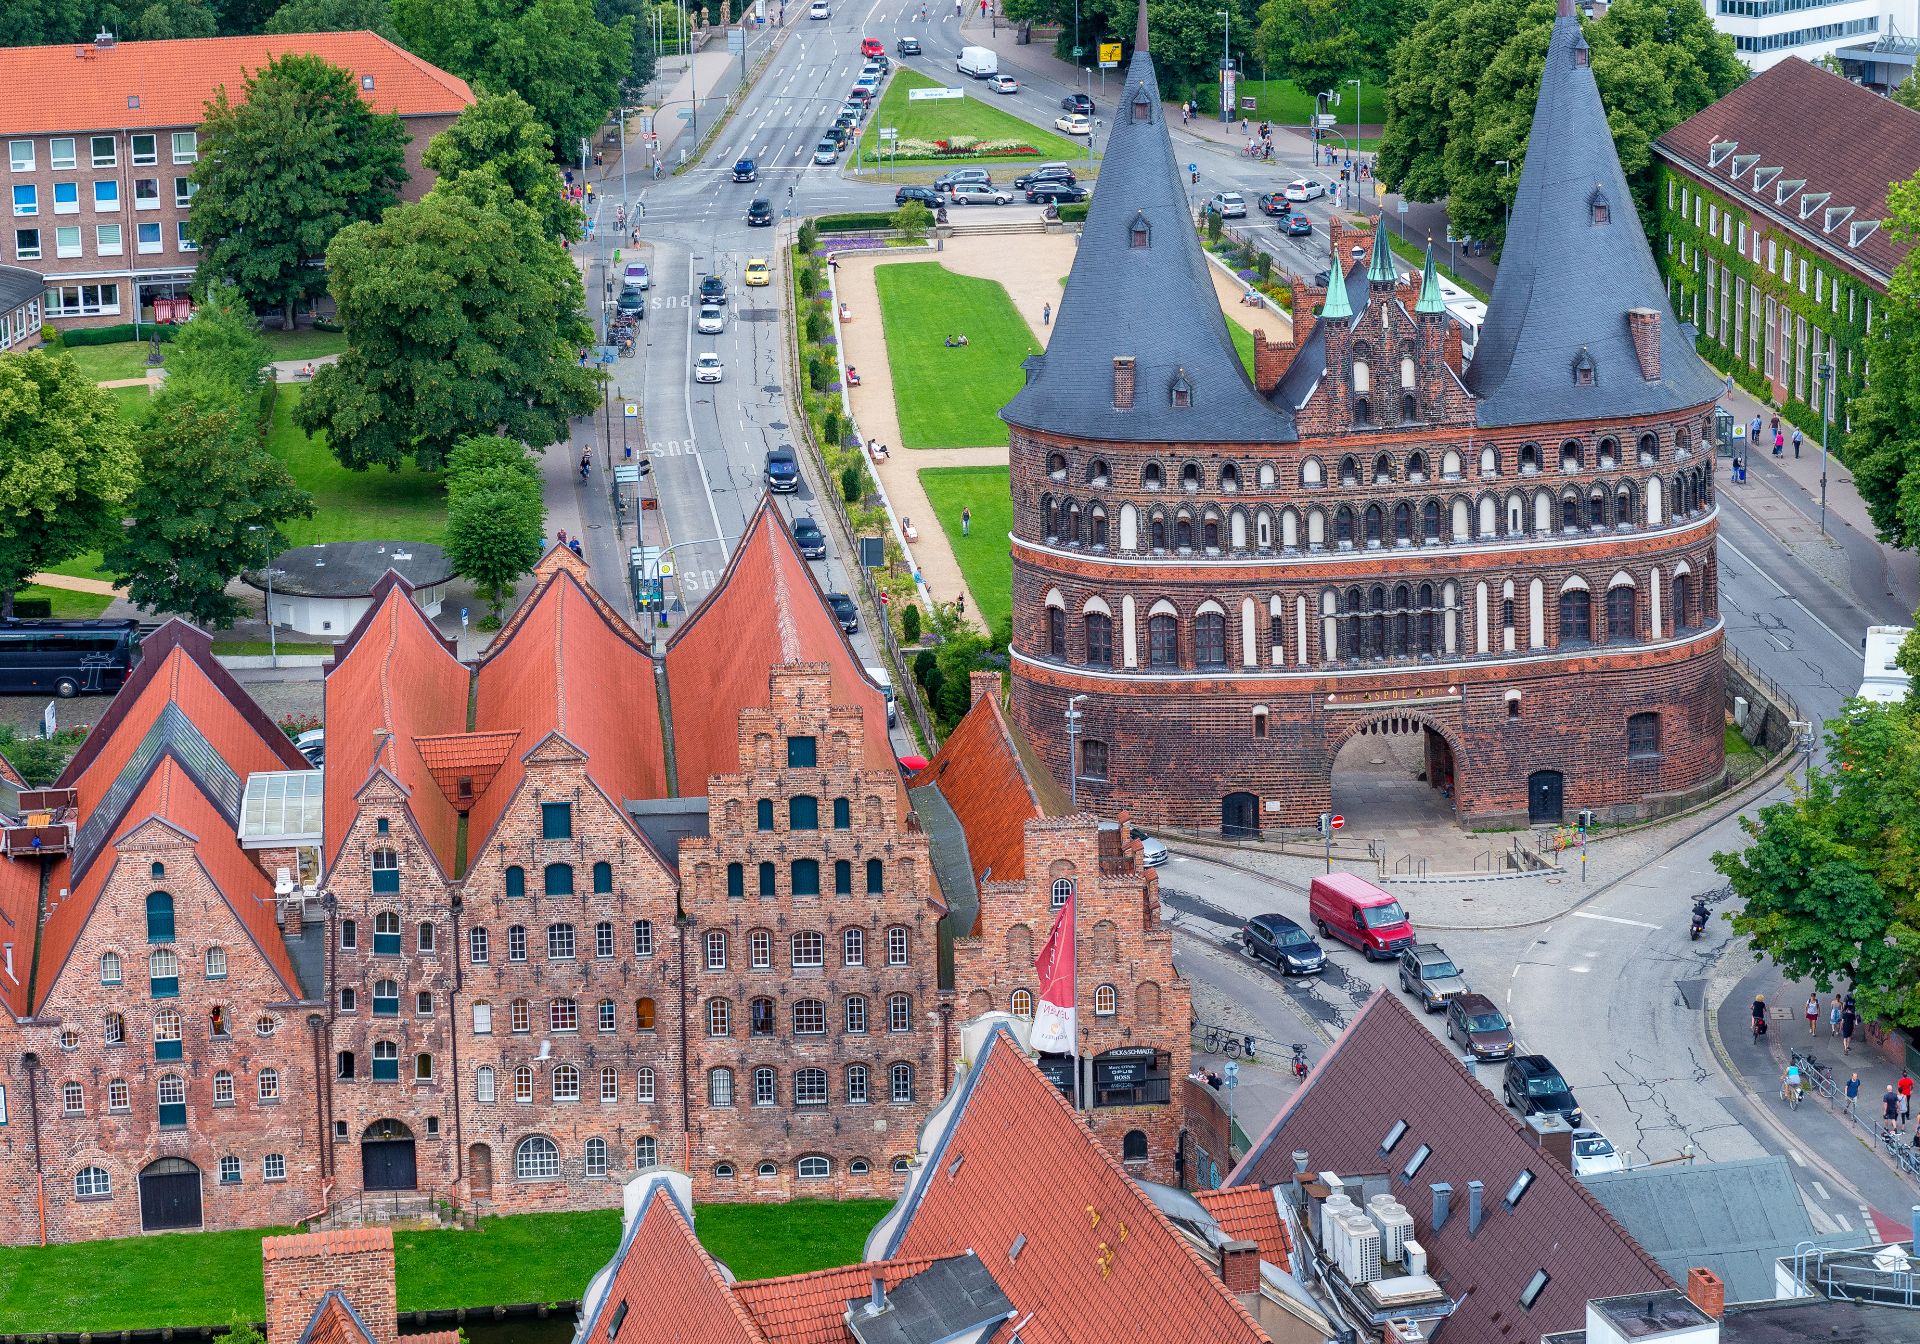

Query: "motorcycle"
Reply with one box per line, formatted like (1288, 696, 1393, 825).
(1690, 902, 1709, 941)
(1289, 1043, 1310, 1080)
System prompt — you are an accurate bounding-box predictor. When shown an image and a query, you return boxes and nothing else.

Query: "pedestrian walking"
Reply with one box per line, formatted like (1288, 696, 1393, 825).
(1901, 1073, 1914, 1121)
(1847, 1071, 1862, 1115)
(1806, 993, 1819, 1034)
(961, 505, 972, 537)
(1750, 414, 1762, 444)
(1724, 372, 1735, 398)
(1831, 996, 1843, 1036)
(1042, 301, 1051, 325)
(1884, 1085, 1900, 1136)
(1792, 427, 1802, 458)
(1843, 1003, 1858, 1053)
(1773, 429, 1784, 457)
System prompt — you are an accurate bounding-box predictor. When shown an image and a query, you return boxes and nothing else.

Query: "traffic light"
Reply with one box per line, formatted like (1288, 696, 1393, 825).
(1577, 808, 1594, 831)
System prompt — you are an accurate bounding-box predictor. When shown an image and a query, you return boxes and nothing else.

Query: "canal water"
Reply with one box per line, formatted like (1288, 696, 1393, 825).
(456, 1312, 579, 1344)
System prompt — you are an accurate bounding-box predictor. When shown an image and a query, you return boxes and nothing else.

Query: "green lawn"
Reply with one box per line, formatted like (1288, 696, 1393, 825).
(0, 1201, 891, 1332)
(266, 387, 448, 547)
(103, 382, 155, 423)
(17, 584, 114, 617)
(920, 466, 1012, 632)
(1385, 232, 1488, 302)
(1223, 78, 1387, 126)
(874, 264, 1031, 449)
(1725, 722, 1758, 758)
(209, 640, 338, 656)
(1225, 314, 1257, 381)
(856, 67, 1091, 165)
(262, 327, 348, 360)
(61, 343, 162, 382)
(45, 550, 109, 580)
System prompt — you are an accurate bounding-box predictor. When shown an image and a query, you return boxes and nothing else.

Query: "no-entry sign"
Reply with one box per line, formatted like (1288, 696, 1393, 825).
(1329, 814, 1345, 830)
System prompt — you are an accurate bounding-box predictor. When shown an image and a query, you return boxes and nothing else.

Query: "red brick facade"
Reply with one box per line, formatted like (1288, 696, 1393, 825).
(1009, 217, 1726, 832)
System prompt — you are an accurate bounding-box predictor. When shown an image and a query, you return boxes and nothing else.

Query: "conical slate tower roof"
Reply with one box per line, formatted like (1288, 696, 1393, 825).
(1000, 1, 1294, 444)
(1463, 2, 1722, 426)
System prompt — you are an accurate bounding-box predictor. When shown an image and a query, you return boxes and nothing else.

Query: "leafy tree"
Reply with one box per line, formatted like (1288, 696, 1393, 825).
(900, 602, 921, 644)
(446, 434, 542, 499)
(445, 480, 546, 619)
(105, 396, 314, 628)
(188, 53, 408, 327)
(423, 92, 581, 243)
(594, 0, 659, 92)
(209, 0, 278, 31)
(296, 189, 597, 472)
(1376, 0, 1741, 250)
(1849, 172, 1920, 549)
(0, 355, 140, 615)
(265, 0, 396, 37)
(891, 200, 933, 241)
(122, 0, 218, 39)
(998, 0, 1255, 104)
(0, 724, 88, 787)
(1253, 0, 1420, 98)
(164, 281, 272, 406)
(1897, 68, 1920, 112)
(0, 0, 93, 45)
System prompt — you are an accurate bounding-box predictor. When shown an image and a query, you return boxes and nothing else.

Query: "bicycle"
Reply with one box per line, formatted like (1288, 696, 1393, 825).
(1201, 1026, 1242, 1058)
(1782, 1078, 1802, 1109)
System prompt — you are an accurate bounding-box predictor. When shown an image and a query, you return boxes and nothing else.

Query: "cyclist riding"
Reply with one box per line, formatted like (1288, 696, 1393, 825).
(1782, 1061, 1802, 1107)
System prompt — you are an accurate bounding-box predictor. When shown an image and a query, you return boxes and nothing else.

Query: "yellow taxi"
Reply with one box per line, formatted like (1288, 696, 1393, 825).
(744, 258, 771, 287)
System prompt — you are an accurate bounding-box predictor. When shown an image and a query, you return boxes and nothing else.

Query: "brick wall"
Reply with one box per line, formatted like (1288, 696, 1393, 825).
(262, 1227, 396, 1344)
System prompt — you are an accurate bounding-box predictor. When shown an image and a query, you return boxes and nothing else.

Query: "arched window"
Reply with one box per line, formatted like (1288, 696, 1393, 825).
(514, 1064, 534, 1101)
(145, 892, 174, 943)
(866, 858, 884, 894)
(592, 861, 612, 893)
(1122, 1130, 1149, 1162)
(1481, 445, 1499, 477)
(1334, 506, 1354, 548)
(550, 1064, 580, 1102)
(1673, 572, 1693, 630)
(637, 1066, 656, 1101)
(845, 927, 865, 965)
(798, 1155, 832, 1180)
(707, 998, 731, 1036)
(1181, 462, 1201, 491)
(1339, 455, 1359, 487)
(796, 1069, 829, 1106)
(99, 951, 121, 984)
(1046, 451, 1067, 480)
(1148, 613, 1178, 667)
(1300, 457, 1324, 488)
(1519, 443, 1540, 474)
(1048, 606, 1067, 657)
(1598, 437, 1618, 469)
(1194, 610, 1226, 667)
(1638, 432, 1658, 465)
(1364, 504, 1383, 546)
(635, 997, 657, 1030)
(1606, 584, 1637, 643)
(1085, 612, 1113, 666)
(1094, 984, 1117, 1015)
(1588, 488, 1607, 529)
(1393, 502, 1413, 545)
(544, 863, 573, 896)
(1088, 458, 1109, 485)
(1148, 513, 1167, 549)
(1090, 507, 1108, 547)
(1142, 461, 1163, 489)
(515, 1136, 560, 1180)
(372, 911, 401, 955)
(1561, 493, 1581, 531)
(1220, 463, 1240, 492)
(890, 1063, 915, 1103)
(600, 1065, 619, 1100)
(1373, 452, 1393, 483)
(1560, 589, 1592, 646)
(793, 930, 827, 967)
(504, 865, 525, 897)
(75, 1165, 111, 1198)
(1560, 441, 1583, 472)
(1174, 514, 1193, 549)
(1011, 988, 1034, 1017)
(1422, 499, 1441, 541)
(709, 1068, 735, 1106)
(476, 1066, 496, 1103)
(1202, 515, 1219, 549)
(584, 1137, 609, 1176)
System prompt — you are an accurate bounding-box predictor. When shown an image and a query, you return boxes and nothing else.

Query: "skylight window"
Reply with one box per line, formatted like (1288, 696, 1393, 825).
(1505, 1169, 1535, 1209)
(1381, 1120, 1409, 1154)
(1707, 140, 1736, 169)
(1402, 1143, 1431, 1180)
(1520, 1270, 1550, 1309)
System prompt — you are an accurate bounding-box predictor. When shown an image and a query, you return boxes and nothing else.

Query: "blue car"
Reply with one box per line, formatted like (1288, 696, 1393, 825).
(732, 158, 757, 182)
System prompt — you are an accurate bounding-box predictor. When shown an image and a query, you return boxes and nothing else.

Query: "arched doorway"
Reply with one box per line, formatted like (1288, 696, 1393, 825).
(468, 1143, 493, 1195)
(362, 1119, 417, 1191)
(1329, 715, 1462, 827)
(1527, 770, 1564, 824)
(1221, 792, 1259, 839)
(139, 1157, 203, 1231)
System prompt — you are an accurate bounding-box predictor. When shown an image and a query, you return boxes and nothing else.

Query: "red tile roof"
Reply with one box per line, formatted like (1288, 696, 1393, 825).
(1230, 990, 1671, 1340)
(1195, 1187, 1293, 1267)
(296, 1293, 378, 1344)
(0, 31, 473, 137)
(884, 1028, 1268, 1344)
(911, 692, 1047, 887)
(0, 854, 52, 1016)
(666, 499, 895, 793)
(580, 1185, 768, 1344)
(468, 563, 667, 850)
(323, 580, 470, 871)
(0, 750, 25, 788)
(413, 730, 521, 811)
(732, 1257, 942, 1344)
(35, 757, 304, 1010)
(1655, 58, 1919, 280)
(264, 1228, 393, 1260)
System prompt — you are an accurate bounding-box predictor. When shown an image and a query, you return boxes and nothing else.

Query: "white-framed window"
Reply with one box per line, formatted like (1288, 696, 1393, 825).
(134, 177, 159, 209)
(104, 1012, 124, 1044)
(471, 1001, 493, 1033)
(1094, 983, 1117, 1015)
(750, 929, 771, 968)
(514, 1064, 533, 1102)
(585, 1137, 608, 1176)
(45, 283, 120, 316)
(93, 180, 119, 211)
(9, 142, 35, 172)
(219, 1155, 242, 1185)
(75, 1166, 111, 1198)
(10, 228, 37, 261)
(476, 1066, 496, 1103)
(793, 999, 826, 1035)
(507, 925, 527, 961)
(550, 997, 579, 1032)
(847, 1065, 869, 1104)
(599, 1066, 618, 1101)
(49, 138, 75, 170)
(255, 1014, 276, 1037)
(515, 1135, 560, 1180)
(90, 136, 116, 167)
(204, 946, 227, 980)
(11, 185, 34, 216)
(887, 926, 908, 966)
(637, 1067, 656, 1102)
(264, 1153, 286, 1181)
(173, 176, 195, 208)
(107, 1079, 128, 1112)
(212, 1071, 235, 1105)
(597, 999, 616, 1032)
(595, 921, 615, 959)
(131, 134, 157, 165)
(511, 998, 531, 1033)
(888, 993, 911, 1033)
(99, 951, 121, 984)
(552, 1063, 580, 1102)
(792, 930, 824, 968)
(844, 928, 864, 966)
(753, 1066, 776, 1106)
(636, 1135, 657, 1168)
(1051, 878, 1074, 908)
(633, 919, 654, 957)
(259, 1068, 280, 1100)
(469, 926, 489, 963)
(53, 182, 78, 215)
(61, 1081, 84, 1115)
(845, 994, 868, 1034)
(798, 1155, 831, 1180)
(171, 131, 198, 164)
(891, 1062, 914, 1103)
(177, 220, 196, 252)
(705, 929, 726, 970)
(795, 1068, 828, 1105)
(547, 923, 576, 960)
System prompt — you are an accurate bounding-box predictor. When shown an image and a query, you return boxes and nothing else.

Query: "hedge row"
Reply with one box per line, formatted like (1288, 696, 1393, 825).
(815, 212, 897, 233)
(1057, 203, 1089, 223)
(58, 323, 176, 347)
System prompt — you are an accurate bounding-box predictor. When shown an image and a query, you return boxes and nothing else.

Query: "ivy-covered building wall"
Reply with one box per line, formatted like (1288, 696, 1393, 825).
(1651, 159, 1873, 449)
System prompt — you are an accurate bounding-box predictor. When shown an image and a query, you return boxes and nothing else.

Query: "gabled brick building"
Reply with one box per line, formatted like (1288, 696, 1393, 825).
(1006, 0, 1726, 835)
(0, 499, 1179, 1244)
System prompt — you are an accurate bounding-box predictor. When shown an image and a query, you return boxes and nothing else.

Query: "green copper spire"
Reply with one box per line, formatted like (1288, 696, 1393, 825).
(1367, 214, 1396, 285)
(1320, 266, 1353, 320)
(1416, 242, 1446, 315)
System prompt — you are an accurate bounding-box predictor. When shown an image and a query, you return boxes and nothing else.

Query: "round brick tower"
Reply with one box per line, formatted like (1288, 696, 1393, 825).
(1003, 0, 1725, 833)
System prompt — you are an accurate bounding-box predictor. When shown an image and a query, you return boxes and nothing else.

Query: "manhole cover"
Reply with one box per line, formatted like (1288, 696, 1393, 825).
(762, 384, 783, 395)
(1546, 877, 1564, 885)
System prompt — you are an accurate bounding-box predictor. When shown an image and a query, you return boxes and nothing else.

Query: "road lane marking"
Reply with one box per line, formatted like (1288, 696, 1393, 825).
(1571, 911, 1661, 930)
(1788, 1149, 1807, 1167)
(1812, 1180, 1830, 1200)
(1835, 1213, 1853, 1231)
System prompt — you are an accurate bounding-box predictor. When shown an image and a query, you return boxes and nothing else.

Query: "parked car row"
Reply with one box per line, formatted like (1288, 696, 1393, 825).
(896, 162, 1088, 209)
(812, 46, 890, 165)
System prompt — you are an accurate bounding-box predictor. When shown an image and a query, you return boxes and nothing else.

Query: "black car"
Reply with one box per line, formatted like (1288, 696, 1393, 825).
(895, 184, 943, 207)
(616, 287, 645, 316)
(1060, 92, 1095, 114)
(792, 516, 827, 558)
(1502, 1054, 1582, 1126)
(826, 592, 859, 633)
(746, 197, 774, 226)
(1026, 182, 1088, 204)
(1241, 913, 1326, 975)
(827, 122, 853, 148)
(732, 157, 757, 182)
(1014, 165, 1076, 190)
(897, 35, 921, 54)
(764, 445, 798, 493)
(700, 274, 727, 305)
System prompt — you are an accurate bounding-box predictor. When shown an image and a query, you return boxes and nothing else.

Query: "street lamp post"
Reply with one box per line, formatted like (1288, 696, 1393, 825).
(247, 525, 280, 669)
(1818, 357, 1833, 536)
(1218, 9, 1232, 124)
(1494, 158, 1512, 236)
(1347, 77, 1361, 192)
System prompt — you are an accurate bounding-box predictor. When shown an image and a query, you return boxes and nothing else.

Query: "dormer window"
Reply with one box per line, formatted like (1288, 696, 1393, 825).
(1752, 166, 1781, 192)
(1588, 186, 1609, 226)
(1850, 220, 1881, 248)
(1731, 153, 1759, 179)
(1572, 33, 1589, 65)
(1775, 177, 1805, 206)
(1170, 371, 1193, 409)
(1131, 87, 1152, 123)
(1572, 349, 1595, 386)
(1799, 191, 1829, 221)
(1825, 205, 1854, 234)
(1129, 211, 1150, 249)
(1707, 140, 1736, 169)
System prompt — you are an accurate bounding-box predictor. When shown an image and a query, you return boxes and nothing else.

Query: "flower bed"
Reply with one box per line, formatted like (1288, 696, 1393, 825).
(896, 136, 1040, 157)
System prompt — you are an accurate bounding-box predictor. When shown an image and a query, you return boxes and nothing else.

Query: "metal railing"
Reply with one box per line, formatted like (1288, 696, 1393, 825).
(1792, 1049, 1920, 1187)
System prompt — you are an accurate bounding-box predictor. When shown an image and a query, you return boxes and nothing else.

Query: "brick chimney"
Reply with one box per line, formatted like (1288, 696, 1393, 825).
(1112, 356, 1135, 410)
(1384, 1321, 1422, 1344)
(1217, 1239, 1261, 1294)
(1686, 1267, 1726, 1320)
(263, 1229, 397, 1344)
(1626, 308, 1661, 381)
(969, 669, 1001, 707)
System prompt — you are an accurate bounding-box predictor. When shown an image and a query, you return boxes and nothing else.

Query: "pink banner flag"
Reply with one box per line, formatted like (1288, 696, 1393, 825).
(1031, 890, 1076, 1055)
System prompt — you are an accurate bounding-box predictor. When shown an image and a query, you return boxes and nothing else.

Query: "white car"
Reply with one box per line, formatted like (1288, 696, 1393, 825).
(808, 0, 829, 16)
(1571, 1129, 1626, 1178)
(1283, 178, 1327, 202)
(1130, 825, 1168, 868)
(623, 262, 651, 290)
(696, 305, 724, 334)
(1208, 191, 1247, 218)
(987, 73, 1019, 94)
(293, 728, 325, 765)
(1055, 112, 1092, 135)
(693, 353, 724, 383)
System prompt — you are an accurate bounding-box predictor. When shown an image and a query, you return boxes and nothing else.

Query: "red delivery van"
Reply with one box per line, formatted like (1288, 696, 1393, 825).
(1308, 871, 1416, 960)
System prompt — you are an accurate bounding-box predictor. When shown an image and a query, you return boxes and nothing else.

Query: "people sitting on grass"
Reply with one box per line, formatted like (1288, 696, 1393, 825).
(943, 333, 969, 347)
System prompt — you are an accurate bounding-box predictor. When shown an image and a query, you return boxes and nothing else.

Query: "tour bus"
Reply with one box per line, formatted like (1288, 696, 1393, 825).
(0, 619, 144, 696)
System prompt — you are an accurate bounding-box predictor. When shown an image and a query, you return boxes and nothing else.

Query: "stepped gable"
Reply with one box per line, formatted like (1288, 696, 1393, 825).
(1000, 0, 1296, 445)
(467, 563, 667, 850)
(874, 1026, 1269, 1342)
(665, 497, 894, 792)
(1230, 989, 1670, 1340)
(322, 577, 469, 871)
(35, 757, 304, 1012)
(1464, 0, 1722, 426)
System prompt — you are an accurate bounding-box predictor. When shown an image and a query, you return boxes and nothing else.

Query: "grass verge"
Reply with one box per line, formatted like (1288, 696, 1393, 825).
(267, 387, 447, 547)
(856, 67, 1089, 165)
(17, 584, 114, 617)
(262, 327, 348, 360)
(209, 640, 337, 656)
(920, 466, 1012, 631)
(1725, 722, 1758, 758)
(873, 263, 1031, 449)
(1224, 314, 1257, 381)
(61, 344, 161, 383)
(1215, 78, 1387, 126)
(0, 1199, 893, 1333)
(103, 382, 155, 423)
(1384, 231, 1488, 303)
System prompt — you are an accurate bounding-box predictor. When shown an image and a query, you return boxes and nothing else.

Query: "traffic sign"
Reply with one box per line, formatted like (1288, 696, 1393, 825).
(659, 560, 674, 577)
(1097, 41, 1121, 62)
(879, 127, 898, 140)
(624, 401, 639, 418)
(460, 607, 470, 629)
(1329, 814, 1345, 830)
(1223, 1060, 1239, 1089)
